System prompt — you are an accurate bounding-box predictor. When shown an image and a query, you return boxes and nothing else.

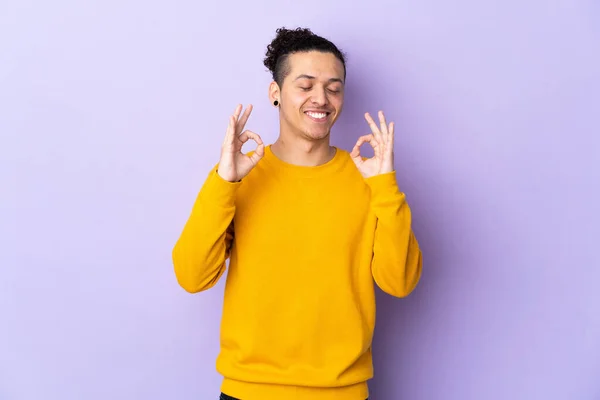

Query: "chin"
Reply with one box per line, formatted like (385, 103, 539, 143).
(304, 127, 331, 141)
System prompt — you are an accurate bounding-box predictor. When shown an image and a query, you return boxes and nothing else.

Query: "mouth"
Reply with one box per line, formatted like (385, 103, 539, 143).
(304, 110, 331, 123)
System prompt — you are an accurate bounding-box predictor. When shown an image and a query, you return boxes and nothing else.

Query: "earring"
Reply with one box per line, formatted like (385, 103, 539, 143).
(273, 100, 279, 106)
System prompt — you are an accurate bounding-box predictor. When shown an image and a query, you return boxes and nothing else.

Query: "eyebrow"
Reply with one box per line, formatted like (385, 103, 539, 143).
(293, 74, 344, 84)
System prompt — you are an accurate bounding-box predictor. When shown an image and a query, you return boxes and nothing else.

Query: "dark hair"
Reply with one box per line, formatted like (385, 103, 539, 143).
(263, 27, 347, 87)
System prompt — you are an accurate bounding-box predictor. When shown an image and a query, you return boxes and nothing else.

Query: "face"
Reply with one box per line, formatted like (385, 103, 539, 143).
(270, 51, 345, 141)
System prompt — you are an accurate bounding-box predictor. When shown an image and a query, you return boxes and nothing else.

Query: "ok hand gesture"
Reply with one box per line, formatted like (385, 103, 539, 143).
(350, 111, 395, 179)
(217, 104, 265, 182)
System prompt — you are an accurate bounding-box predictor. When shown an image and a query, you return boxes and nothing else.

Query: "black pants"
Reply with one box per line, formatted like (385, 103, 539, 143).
(220, 393, 368, 400)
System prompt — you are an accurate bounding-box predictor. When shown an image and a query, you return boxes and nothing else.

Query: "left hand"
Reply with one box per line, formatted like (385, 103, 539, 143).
(350, 111, 395, 178)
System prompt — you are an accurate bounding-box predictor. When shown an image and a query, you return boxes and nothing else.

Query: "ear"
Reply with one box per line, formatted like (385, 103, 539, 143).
(268, 81, 280, 106)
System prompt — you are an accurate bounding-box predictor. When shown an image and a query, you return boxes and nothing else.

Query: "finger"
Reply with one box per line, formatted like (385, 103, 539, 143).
(350, 140, 361, 158)
(236, 104, 253, 135)
(361, 132, 385, 160)
(360, 133, 381, 149)
(388, 121, 395, 150)
(238, 130, 263, 145)
(249, 142, 265, 164)
(239, 131, 265, 164)
(364, 112, 383, 143)
(353, 134, 373, 148)
(224, 104, 242, 144)
(378, 110, 389, 138)
(351, 134, 377, 157)
(223, 115, 236, 146)
(232, 104, 243, 121)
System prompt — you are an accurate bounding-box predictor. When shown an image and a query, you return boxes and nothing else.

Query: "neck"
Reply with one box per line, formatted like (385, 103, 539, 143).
(271, 132, 335, 167)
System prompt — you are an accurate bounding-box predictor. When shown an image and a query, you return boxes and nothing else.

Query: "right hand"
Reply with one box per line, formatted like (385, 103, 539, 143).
(217, 104, 265, 182)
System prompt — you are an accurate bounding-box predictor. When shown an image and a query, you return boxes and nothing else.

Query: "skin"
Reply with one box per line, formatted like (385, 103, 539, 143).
(217, 50, 395, 182)
(268, 51, 344, 167)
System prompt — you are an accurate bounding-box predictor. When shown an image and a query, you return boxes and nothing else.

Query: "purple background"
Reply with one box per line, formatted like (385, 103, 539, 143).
(2, 1, 599, 399)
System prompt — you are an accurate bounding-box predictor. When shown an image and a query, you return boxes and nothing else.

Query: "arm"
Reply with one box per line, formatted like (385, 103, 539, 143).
(172, 167, 240, 293)
(365, 171, 422, 298)
(173, 104, 263, 293)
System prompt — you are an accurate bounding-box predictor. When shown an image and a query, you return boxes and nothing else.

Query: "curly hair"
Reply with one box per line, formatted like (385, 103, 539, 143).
(263, 27, 347, 87)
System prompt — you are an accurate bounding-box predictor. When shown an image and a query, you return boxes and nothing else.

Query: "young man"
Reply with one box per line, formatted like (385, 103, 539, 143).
(172, 27, 422, 400)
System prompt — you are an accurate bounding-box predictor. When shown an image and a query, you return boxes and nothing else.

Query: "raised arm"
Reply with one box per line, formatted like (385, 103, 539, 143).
(172, 104, 264, 293)
(351, 110, 422, 297)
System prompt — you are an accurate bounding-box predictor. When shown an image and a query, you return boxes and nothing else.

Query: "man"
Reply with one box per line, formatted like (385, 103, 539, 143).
(172, 27, 422, 400)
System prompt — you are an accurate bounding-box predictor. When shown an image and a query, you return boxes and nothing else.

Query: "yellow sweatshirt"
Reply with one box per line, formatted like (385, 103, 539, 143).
(172, 145, 422, 400)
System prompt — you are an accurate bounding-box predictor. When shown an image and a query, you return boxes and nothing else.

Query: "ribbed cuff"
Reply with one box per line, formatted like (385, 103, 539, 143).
(364, 171, 401, 198)
(197, 166, 242, 208)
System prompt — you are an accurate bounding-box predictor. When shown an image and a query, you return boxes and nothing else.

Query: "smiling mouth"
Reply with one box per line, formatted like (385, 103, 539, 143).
(304, 111, 331, 122)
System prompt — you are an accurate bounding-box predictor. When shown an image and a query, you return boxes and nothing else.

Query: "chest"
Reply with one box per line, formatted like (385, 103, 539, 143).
(233, 173, 374, 252)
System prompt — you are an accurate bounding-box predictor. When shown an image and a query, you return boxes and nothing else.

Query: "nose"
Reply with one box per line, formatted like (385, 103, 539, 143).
(311, 87, 328, 106)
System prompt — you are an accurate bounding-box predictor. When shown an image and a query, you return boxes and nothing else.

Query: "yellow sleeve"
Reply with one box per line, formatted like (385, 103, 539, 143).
(365, 171, 423, 297)
(172, 166, 240, 293)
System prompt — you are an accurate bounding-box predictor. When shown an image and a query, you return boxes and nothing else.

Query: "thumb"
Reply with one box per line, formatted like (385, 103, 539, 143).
(249, 142, 265, 164)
